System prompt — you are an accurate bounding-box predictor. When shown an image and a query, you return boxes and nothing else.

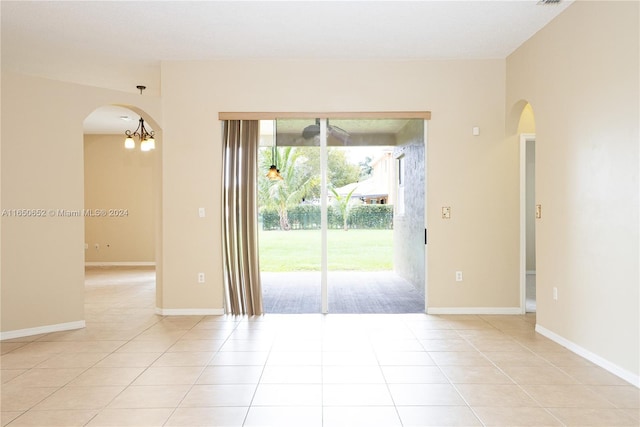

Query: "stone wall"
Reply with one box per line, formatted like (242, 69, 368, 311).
(393, 120, 425, 293)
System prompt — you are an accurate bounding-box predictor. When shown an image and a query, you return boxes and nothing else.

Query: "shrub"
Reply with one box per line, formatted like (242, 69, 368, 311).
(260, 204, 393, 230)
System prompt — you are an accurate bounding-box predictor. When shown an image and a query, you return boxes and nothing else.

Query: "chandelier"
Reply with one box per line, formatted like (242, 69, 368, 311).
(266, 120, 283, 180)
(124, 117, 155, 151)
(124, 85, 155, 151)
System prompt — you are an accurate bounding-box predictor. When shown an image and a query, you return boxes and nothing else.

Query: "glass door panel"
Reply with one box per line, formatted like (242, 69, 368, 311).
(326, 119, 425, 313)
(258, 119, 323, 313)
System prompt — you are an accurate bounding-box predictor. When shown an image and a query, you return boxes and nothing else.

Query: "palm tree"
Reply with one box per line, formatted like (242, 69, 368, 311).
(259, 146, 317, 230)
(330, 186, 358, 231)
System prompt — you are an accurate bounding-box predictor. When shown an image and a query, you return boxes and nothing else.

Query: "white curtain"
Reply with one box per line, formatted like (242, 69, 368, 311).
(222, 120, 263, 315)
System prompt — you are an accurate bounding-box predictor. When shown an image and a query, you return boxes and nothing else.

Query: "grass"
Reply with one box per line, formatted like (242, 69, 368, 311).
(258, 229, 393, 272)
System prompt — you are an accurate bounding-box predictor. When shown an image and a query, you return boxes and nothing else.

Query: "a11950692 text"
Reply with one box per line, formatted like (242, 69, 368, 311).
(1, 208, 129, 218)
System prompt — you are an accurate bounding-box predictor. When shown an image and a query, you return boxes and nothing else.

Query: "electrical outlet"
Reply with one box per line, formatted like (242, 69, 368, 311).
(553, 287, 558, 301)
(198, 273, 205, 283)
(455, 271, 463, 282)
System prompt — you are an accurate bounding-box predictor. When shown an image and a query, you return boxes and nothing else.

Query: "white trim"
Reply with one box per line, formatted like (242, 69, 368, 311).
(155, 308, 224, 316)
(519, 133, 536, 315)
(526, 270, 536, 275)
(85, 262, 156, 267)
(320, 119, 328, 314)
(0, 320, 85, 341)
(426, 307, 522, 315)
(535, 324, 640, 388)
(423, 119, 429, 313)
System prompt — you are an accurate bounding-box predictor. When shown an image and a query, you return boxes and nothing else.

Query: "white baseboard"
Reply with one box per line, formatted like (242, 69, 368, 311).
(426, 307, 522, 315)
(0, 320, 85, 341)
(535, 324, 639, 388)
(85, 262, 155, 267)
(155, 308, 225, 316)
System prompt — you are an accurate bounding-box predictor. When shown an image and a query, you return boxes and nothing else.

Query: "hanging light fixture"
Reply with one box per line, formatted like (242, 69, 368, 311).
(124, 117, 155, 151)
(266, 120, 283, 180)
(124, 85, 155, 151)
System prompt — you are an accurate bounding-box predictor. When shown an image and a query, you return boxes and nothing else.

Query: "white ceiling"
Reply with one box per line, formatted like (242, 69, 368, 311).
(83, 106, 145, 135)
(2, 0, 572, 134)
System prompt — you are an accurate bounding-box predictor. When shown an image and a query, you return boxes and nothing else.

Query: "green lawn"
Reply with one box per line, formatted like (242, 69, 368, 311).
(259, 229, 393, 272)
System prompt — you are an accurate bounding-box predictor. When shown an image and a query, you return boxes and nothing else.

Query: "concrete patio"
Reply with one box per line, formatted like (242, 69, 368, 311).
(261, 271, 425, 314)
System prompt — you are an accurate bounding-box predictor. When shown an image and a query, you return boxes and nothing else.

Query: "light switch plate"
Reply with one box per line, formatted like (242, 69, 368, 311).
(442, 207, 451, 219)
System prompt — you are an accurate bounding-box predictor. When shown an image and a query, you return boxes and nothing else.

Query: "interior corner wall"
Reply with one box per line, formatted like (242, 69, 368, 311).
(84, 134, 155, 264)
(159, 58, 516, 313)
(1, 72, 162, 335)
(507, 1, 639, 381)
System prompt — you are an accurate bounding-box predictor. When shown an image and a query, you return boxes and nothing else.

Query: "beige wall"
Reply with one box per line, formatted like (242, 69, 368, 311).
(507, 1, 639, 378)
(1, 72, 161, 333)
(84, 134, 155, 264)
(159, 59, 516, 311)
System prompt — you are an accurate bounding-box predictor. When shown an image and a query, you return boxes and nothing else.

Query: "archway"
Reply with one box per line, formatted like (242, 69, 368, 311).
(509, 101, 537, 313)
(82, 105, 163, 313)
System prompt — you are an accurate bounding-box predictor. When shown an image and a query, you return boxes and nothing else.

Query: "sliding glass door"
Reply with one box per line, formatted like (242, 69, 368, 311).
(257, 119, 323, 313)
(258, 117, 426, 313)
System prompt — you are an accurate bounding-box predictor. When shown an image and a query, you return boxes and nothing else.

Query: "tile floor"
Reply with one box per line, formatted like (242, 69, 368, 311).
(1, 268, 638, 426)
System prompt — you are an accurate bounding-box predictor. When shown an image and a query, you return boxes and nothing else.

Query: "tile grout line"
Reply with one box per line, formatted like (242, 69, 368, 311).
(457, 320, 568, 427)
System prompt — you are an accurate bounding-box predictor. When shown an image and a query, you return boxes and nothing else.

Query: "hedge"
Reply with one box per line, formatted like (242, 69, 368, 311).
(260, 204, 393, 230)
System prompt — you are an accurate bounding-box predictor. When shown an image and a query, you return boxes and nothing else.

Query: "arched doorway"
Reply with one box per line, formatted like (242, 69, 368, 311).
(82, 105, 163, 315)
(510, 101, 537, 313)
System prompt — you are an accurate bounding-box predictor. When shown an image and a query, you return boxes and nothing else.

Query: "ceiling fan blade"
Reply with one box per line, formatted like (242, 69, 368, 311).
(302, 124, 319, 139)
(328, 124, 350, 144)
(301, 120, 350, 142)
(302, 118, 321, 139)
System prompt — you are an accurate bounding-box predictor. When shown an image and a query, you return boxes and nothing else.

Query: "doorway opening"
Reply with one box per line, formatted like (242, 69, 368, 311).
(521, 134, 536, 312)
(258, 117, 426, 314)
(83, 105, 162, 315)
(517, 102, 537, 313)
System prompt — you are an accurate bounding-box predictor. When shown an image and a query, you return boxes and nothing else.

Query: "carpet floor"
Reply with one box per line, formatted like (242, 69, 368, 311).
(261, 271, 425, 314)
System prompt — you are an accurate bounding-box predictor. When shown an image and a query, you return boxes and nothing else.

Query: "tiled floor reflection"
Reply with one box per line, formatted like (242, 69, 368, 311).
(1, 268, 638, 426)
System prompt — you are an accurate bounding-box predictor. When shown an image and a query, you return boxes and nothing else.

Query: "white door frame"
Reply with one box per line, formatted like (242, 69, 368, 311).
(519, 133, 536, 313)
(424, 120, 429, 312)
(320, 119, 329, 313)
